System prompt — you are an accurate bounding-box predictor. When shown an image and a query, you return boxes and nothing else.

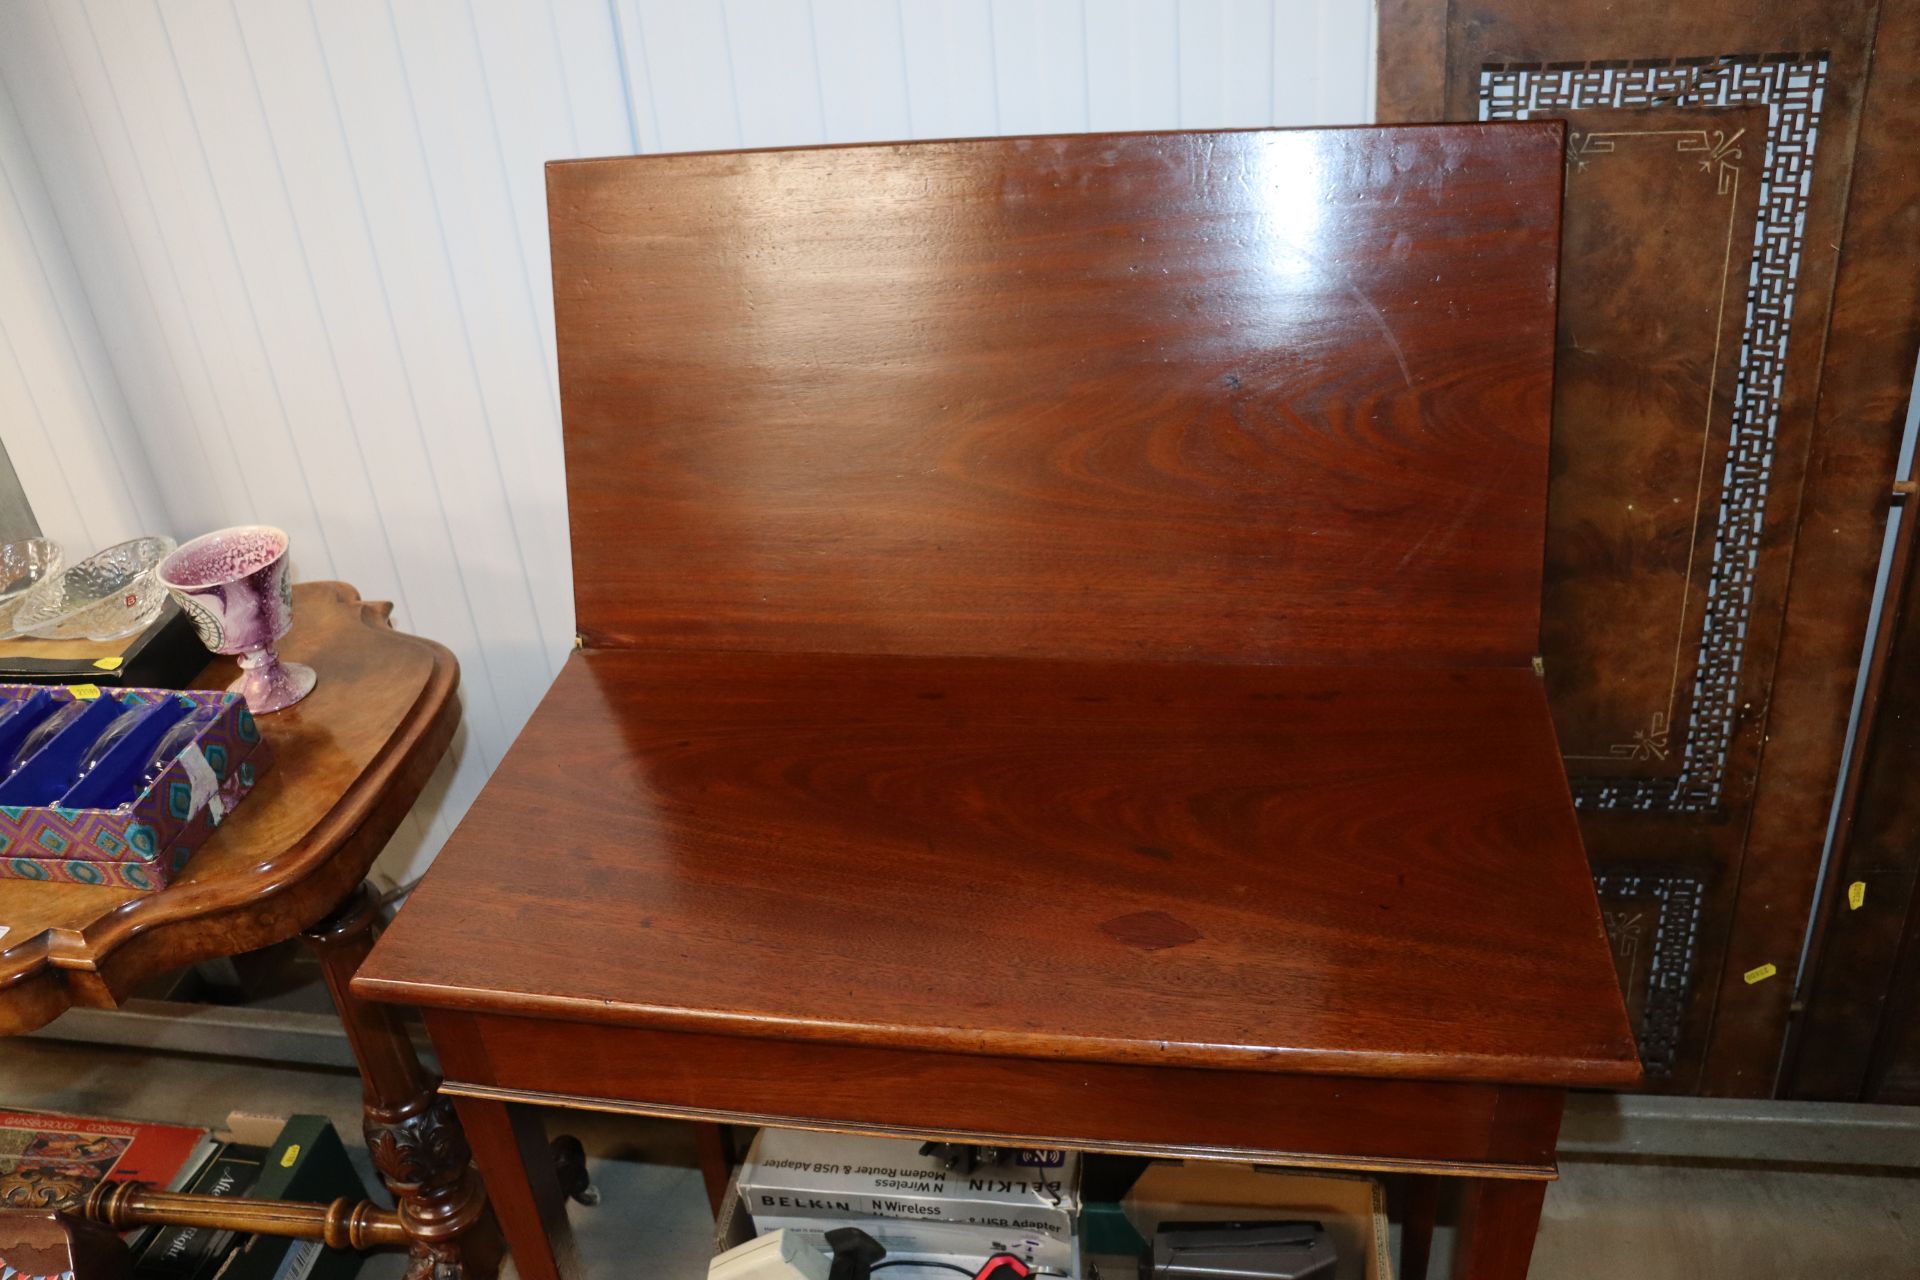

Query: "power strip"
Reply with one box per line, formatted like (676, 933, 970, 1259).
(710, 1229, 832, 1280)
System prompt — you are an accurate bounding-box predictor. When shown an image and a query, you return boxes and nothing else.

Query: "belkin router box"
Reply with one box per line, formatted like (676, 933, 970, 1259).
(737, 1131, 1079, 1271)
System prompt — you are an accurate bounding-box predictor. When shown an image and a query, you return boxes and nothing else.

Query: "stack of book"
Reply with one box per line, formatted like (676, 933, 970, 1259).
(0, 1108, 212, 1215)
(0, 1108, 370, 1280)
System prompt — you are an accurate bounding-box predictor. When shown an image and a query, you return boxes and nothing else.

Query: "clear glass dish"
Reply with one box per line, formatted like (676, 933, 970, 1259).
(13, 536, 177, 642)
(0, 537, 64, 639)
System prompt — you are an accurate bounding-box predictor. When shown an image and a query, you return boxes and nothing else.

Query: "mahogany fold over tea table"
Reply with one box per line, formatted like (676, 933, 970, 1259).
(355, 124, 1641, 1280)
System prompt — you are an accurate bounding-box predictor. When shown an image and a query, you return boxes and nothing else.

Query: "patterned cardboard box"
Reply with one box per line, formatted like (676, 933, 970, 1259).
(0, 684, 272, 891)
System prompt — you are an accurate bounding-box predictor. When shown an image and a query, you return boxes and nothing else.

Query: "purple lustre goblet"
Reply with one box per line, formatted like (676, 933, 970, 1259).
(159, 526, 317, 713)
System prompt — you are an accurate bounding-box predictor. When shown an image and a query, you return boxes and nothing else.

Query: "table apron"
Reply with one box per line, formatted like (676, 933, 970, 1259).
(426, 1011, 1564, 1181)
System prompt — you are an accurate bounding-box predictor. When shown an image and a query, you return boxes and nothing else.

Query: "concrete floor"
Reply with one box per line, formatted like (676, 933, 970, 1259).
(3, 1037, 1916, 1278)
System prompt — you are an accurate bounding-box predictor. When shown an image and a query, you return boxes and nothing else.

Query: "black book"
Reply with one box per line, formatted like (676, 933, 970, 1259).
(216, 1116, 370, 1280)
(0, 602, 209, 689)
(131, 1142, 266, 1279)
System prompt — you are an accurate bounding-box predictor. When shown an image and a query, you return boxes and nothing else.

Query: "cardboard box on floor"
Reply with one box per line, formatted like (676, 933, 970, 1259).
(718, 1156, 1390, 1279)
(1120, 1163, 1392, 1280)
(734, 1131, 1078, 1272)
(716, 1168, 1080, 1278)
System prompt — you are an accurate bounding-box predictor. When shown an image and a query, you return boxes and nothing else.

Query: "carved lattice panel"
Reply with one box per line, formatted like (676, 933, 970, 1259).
(1481, 59, 1829, 812)
(1530, 106, 1764, 815)
(1377, 3, 1903, 1095)
(1597, 868, 1711, 1079)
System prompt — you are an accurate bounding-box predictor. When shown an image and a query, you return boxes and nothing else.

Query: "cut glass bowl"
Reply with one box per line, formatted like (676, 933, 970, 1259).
(0, 538, 64, 639)
(14, 536, 177, 642)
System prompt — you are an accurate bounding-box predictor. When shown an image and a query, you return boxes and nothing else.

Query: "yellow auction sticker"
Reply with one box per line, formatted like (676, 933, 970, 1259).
(91, 656, 123, 671)
(1849, 881, 1867, 911)
(65, 683, 102, 700)
(1743, 963, 1777, 985)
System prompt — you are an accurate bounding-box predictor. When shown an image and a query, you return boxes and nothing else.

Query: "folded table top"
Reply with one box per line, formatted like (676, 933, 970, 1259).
(552, 124, 1563, 671)
(357, 123, 1638, 1088)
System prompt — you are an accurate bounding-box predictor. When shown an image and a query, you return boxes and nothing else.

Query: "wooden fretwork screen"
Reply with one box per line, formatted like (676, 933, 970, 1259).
(1379, 1, 1920, 1096)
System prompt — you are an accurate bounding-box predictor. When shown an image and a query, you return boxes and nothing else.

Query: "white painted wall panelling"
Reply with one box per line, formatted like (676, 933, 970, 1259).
(0, 0, 1376, 880)
(611, 0, 1376, 149)
(0, 67, 164, 555)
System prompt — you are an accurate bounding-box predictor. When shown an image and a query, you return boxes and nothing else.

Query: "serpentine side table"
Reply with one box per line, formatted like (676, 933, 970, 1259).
(0, 582, 499, 1280)
(359, 124, 1642, 1280)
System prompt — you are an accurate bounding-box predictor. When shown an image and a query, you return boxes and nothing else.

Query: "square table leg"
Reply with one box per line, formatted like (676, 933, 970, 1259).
(451, 1097, 578, 1280)
(695, 1124, 737, 1216)
(1453, 1177, 1549, 1280)
(1400, 1174, 1442, 1280)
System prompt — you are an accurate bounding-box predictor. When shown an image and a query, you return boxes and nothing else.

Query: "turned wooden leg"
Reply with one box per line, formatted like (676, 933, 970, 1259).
(1400, 1174, 1441, 1280)
(453, 1097, 577, 1280)
(1452, 1178, 1548, 1280)
(305, 884, 502, 1280)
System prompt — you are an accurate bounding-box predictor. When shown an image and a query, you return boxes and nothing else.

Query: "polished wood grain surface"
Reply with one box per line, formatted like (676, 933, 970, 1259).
(0, 582, 459, 1032)
(551, 124, 1563, 669)
(358, 646, 1637, 1087)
